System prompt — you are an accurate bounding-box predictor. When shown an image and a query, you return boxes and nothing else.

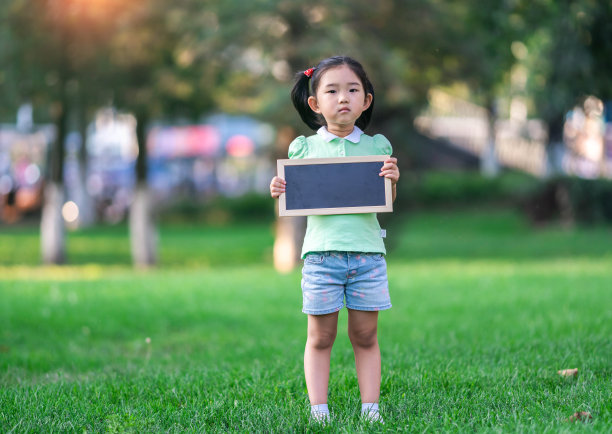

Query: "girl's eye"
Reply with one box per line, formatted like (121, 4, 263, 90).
(327, 90, 336, 94)
(350, 89, 359, 92)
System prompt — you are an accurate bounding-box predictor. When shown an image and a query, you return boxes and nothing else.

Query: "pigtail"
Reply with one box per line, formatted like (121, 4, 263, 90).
(290, 71, 323, 131)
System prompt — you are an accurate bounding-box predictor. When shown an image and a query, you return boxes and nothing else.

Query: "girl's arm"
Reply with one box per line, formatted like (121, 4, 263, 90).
(380, 157, 399, 202)
(270, 176, 286, 198)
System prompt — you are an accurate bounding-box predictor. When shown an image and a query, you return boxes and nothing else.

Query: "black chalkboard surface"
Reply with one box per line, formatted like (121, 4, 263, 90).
(277, 156, 393, 216)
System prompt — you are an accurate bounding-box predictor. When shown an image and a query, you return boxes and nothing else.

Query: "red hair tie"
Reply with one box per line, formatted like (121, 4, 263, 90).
(304, 68, 315, 78)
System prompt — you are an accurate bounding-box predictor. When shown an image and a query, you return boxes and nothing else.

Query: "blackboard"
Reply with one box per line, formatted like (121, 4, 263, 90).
(277, 156, 393, 216)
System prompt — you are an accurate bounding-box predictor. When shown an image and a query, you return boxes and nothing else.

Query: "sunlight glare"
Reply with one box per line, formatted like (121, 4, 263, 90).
(62, 201, 79, 223)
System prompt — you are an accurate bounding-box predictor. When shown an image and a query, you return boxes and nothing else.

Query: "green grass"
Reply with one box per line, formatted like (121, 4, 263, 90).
(1, 210, 611, 432)
(0, 222, 275, 266)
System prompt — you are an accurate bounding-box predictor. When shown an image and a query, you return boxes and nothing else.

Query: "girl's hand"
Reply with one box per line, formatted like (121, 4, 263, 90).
(380, 157, 400, 184)
(270, 176, 286, 198)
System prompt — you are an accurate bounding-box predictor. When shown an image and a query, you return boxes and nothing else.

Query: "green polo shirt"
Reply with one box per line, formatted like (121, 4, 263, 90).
(288, 127, 393, 258)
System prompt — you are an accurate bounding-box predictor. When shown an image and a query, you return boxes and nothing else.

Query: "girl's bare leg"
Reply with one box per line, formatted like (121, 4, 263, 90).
(347, 309, 380, 403)
(304, 312, 339, 404)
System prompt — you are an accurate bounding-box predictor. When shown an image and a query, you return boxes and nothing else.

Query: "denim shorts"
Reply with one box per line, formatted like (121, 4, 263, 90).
(301, 251, 391, 315)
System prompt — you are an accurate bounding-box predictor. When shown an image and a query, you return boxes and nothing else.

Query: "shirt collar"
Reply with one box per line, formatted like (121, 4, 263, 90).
(317, 126, 363, 143)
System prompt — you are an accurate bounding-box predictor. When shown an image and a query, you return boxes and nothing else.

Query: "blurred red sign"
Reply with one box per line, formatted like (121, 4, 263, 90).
(148, 125, 221, 158)
(226, 135, 255, 157)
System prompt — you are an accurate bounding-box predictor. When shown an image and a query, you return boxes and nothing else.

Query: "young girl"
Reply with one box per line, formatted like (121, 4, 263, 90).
(270, 56, 400, 423)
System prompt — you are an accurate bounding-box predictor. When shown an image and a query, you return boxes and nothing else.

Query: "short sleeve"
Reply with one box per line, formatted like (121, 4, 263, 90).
(373, 134, 393, 156)
(288, 136, 308, 159)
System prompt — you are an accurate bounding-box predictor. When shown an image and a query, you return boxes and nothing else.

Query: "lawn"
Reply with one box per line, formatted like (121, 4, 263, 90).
(1, 209, 611, 432)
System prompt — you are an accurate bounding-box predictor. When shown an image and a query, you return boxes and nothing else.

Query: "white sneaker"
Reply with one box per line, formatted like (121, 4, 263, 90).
(363, 410, 384, 424)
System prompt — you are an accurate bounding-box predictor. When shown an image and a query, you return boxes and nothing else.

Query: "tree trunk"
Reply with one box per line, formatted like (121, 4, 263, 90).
(271, 126, 305, 273)
(74, 105, 95, 228)
(41, 77, 68, 265)
(480, 101, 499, 178)
(273, 213, 306, 273)
(130, 183, 157, 267)
(40, 182, 66, 264)
(545, 116, 565, 178)
(130, 112, 157, 268)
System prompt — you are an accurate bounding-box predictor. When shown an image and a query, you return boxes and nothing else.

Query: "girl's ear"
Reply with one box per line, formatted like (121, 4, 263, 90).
(363, 93, 373, 110)
(308, 96, 321, 113)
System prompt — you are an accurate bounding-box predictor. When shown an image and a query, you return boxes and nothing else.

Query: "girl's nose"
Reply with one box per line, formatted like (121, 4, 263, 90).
(338, 92, 349, 102)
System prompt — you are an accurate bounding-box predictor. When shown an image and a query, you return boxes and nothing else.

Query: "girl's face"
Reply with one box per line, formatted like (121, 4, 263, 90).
(307, 65, 372, 135)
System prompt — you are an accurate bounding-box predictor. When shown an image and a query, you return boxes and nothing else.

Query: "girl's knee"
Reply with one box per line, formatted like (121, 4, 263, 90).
(307, 328, 337, 350)
(307, 313, 338, 350)
(348, 325, 378, 349)
(347, 310, 379, 348)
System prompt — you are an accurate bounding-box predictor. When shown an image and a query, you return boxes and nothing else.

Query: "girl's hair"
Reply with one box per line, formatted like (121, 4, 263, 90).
(290, 56, 375, 131)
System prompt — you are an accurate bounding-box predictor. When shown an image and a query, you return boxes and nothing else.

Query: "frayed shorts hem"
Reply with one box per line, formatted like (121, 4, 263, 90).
(302, 304, 344, 315)
(346, 303, 392, 312)
(302, 303, 392, 315)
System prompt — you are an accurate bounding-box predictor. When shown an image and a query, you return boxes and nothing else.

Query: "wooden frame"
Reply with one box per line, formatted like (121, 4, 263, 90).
(277, 155, 393, 217)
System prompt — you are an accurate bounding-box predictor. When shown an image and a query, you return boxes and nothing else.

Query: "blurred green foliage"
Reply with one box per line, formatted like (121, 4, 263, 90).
(397, 171, 540, 209)
(523, 176, 612, 225)
(158, 193, 275, 225)
(1, 0, 610, 137)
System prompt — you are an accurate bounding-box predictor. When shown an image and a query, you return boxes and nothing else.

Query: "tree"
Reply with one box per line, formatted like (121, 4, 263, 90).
(2, 0, 123, 263)
(370, 1, 522, 177)
(443, 2, 522, 176)
(517, 0, 612, 175)
(2, 0, 222, 267)
(105, 0, 224, 267)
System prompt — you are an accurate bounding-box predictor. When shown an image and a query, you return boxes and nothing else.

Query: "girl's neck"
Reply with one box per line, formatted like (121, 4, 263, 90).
(326, 124, 354, 138)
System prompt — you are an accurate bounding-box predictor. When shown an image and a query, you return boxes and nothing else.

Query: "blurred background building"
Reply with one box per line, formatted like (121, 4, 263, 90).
(0, 96, 612, 227)
(1, 108, 275, 226)
(1, 98, 611, 225)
